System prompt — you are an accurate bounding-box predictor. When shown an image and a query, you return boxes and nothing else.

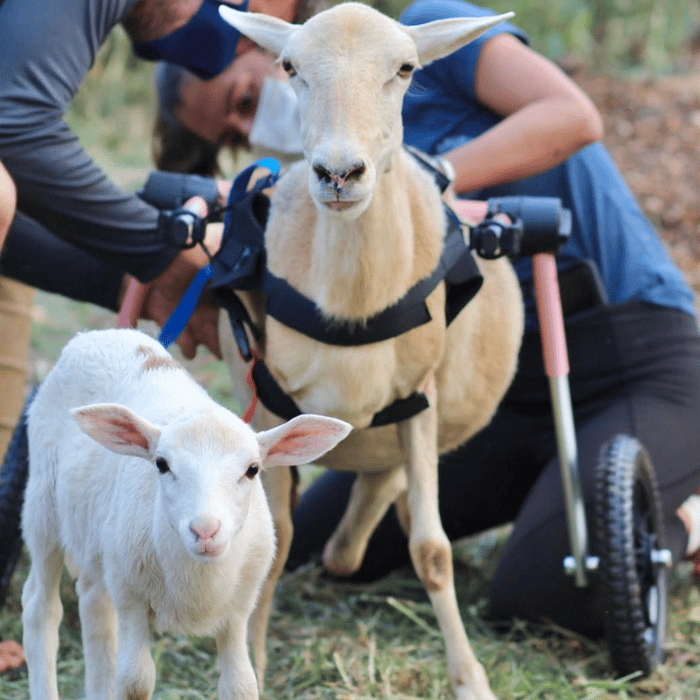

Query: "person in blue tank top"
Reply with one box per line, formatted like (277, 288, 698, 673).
(149, 0, 700, 636)
(281, 1, 700, 636)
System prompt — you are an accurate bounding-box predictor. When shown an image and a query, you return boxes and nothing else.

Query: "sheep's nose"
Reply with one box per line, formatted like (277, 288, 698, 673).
(190, 517, 220, 542)
(313, 161, 366, 190)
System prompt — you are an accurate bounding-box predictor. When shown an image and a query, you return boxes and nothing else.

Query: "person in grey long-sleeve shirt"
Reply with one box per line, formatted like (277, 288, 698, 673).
(0, 0, 176, 285)
(0, 0, 261, 356)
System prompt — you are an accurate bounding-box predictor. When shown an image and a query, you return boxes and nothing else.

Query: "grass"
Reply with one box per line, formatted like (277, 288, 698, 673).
(2, 7, 700, 699)
(3, 520, 700, 699)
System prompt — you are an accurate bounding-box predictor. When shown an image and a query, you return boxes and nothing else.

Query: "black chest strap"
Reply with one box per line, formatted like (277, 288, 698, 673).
(207, 152, 483, 426)
(260, 206, 481, 346)
(251, 359, 430, 428)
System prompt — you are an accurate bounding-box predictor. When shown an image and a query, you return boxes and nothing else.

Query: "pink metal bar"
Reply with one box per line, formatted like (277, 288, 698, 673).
(532, 252, 569, 379)
(116, 276, 147, 329)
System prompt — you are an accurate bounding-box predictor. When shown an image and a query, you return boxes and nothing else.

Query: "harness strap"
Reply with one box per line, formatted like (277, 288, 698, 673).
(261, 205, 480, 345)
(157, 159, 280, 351)
(251, 358, 430, 427)
(241, 348, 263, 424)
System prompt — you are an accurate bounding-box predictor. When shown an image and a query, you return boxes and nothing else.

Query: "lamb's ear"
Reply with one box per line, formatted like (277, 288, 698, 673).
(405, 12, 514, 66)
(219, 5, 297, 56)
(257, 415, 352, 468)
(71, 403, 161, 459)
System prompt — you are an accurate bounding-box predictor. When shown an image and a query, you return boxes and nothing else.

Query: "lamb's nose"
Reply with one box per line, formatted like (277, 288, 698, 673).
(190, 517, 220, 542)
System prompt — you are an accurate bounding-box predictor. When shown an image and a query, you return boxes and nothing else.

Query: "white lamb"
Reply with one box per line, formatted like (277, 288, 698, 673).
(218, 5, 523, 700)
(21, 328, 351, 700)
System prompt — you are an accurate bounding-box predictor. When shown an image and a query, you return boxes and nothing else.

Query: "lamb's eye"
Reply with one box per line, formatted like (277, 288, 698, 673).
(156, 457, 170, 475)
(281, 59, 296, 77)
(245, 463, 260, 480)
(398, 63, 414, 78)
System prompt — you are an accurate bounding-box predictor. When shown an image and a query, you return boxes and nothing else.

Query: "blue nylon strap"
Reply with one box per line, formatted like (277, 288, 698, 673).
(157, 158, 281, 349)
(223, 157, 281, 232)
(158, 263, 214, 348)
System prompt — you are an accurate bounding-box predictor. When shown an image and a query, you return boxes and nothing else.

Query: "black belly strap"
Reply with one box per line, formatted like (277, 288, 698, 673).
(251, 359, 431, 428)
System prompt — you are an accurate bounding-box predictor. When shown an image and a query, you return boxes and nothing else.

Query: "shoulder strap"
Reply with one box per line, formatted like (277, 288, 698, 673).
(261, 203, 482, 345)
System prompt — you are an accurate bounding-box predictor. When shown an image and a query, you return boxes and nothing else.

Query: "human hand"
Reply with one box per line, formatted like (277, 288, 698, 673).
(448, 197, 488, 226)
(120, 196, 224, 360)
(0, 640, 25, 674)
(143, 215, 223, 360)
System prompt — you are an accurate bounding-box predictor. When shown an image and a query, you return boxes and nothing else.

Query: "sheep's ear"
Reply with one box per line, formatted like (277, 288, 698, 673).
(71, 403, 161, 459)
(219, 6, 297, 56)
(257, 415, 352, 468)
(405, 12, 514, 66)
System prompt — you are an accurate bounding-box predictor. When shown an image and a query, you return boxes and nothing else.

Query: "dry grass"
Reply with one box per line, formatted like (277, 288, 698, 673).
(2, 515, 700, 699)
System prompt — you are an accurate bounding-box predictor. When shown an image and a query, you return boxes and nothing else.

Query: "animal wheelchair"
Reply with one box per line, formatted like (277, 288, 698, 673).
(0, 183, 670, 680)
(465, 195, 670, 678)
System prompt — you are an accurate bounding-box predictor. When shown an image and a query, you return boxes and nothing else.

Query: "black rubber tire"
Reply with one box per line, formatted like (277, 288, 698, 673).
(594, 434, 667, 678)
(0, 387, 37, 607)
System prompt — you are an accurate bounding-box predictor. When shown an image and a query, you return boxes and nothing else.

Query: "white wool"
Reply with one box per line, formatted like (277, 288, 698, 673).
(21, 328, 350, 700)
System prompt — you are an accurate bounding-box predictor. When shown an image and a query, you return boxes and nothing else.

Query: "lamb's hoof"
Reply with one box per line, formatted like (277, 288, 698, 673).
(454, 687, 498, 700)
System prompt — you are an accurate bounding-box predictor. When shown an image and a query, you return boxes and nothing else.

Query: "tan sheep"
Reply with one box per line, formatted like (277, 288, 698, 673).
(219, 4, 523, 699)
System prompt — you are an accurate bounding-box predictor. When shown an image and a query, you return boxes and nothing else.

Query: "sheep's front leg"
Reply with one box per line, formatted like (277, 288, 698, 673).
(397, 378, 496, 700)
(323, 467, 407, 576)
(217, 618, 259, 700)
(249, 463, 295, 690)
(77, 572, 118, 700)
(21, 545, 64, 700)
(114, 603, 155, 700)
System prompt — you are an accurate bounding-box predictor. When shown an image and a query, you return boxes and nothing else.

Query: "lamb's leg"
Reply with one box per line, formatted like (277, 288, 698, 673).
(248, 464, 295, 690)
(77, 572, 117, 700)
(323, 467, 407, 576)
(114, 603, 155, 700)
(217, 619, 259, 700)
(397, 378, 496, 700)
(21, 544, 64, 700)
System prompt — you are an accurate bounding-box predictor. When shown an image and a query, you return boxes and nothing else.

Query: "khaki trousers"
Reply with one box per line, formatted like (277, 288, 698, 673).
(0, 276, 34, 459)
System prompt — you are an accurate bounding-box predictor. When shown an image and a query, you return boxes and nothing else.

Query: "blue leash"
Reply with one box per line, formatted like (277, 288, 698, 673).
(157, 158, 281, 348)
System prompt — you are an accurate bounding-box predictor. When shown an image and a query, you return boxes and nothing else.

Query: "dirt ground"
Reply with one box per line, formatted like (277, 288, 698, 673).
(572, 58, 700, 294)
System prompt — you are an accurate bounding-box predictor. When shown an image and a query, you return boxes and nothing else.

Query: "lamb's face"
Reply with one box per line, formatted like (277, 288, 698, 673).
(154, 411, 265, 562)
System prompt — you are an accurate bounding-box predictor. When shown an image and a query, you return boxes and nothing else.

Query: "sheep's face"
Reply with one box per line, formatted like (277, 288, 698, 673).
(219, 3, 513, 219)
(281, 9, 418, 219)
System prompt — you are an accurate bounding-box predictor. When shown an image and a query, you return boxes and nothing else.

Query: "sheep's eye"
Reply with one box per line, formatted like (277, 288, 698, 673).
(155, 457, 170, 475)
(245, 463, 260, 480)
(398, 63, 414, 78)
(281, 59, 296, 77)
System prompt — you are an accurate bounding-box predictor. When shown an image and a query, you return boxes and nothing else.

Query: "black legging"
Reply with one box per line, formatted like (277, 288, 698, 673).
(288, 301, 700, 637)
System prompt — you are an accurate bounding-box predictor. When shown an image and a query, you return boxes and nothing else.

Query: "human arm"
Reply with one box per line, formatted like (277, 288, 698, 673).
(443, 33, 603, 195)
(0, 0, 230, 355)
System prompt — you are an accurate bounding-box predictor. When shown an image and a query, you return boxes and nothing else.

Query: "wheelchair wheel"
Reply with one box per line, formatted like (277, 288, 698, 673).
(594, 434, 667, 678)
(0, 388, 35, 606)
